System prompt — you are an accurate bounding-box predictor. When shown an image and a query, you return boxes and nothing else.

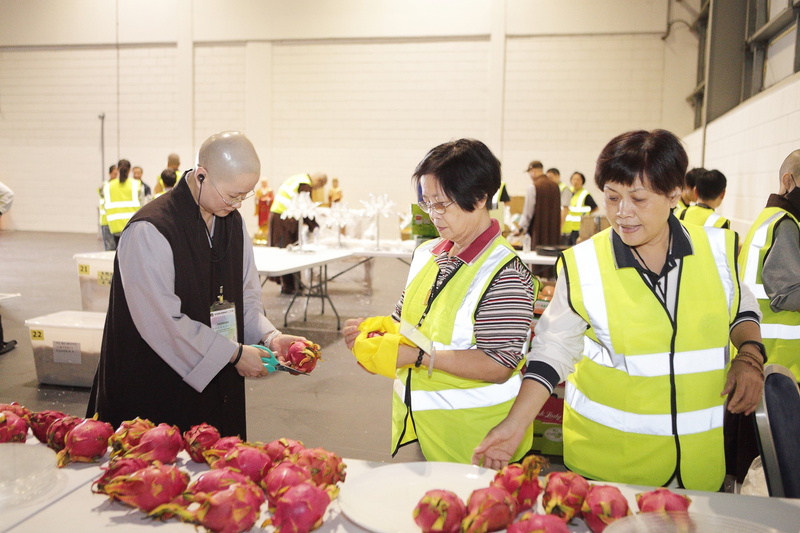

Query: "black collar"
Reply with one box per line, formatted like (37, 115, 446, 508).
(612, 214, 693, 277)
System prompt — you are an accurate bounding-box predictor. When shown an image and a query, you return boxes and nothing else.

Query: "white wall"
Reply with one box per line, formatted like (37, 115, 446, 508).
(0, 0, 698, 236)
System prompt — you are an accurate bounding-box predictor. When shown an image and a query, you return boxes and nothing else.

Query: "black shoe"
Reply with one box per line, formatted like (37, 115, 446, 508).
(0, 340, 17, 355)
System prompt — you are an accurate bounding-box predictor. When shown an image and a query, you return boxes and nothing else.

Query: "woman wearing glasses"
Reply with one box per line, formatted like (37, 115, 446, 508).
(343, 138, 538, 464)
(89, 131, 307, 440)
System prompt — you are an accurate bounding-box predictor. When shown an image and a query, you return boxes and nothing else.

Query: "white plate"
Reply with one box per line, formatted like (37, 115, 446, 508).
(338, 461, 495, 533)
(605, 511, 782, 533)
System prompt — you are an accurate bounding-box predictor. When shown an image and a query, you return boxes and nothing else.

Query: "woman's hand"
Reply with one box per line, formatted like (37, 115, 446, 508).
(472, 418, 528, 470)
(722, 356, 764, 415)
(234, 345, 270, 378)
(343, 318, 365, 350)
(269, 334, 308, 363)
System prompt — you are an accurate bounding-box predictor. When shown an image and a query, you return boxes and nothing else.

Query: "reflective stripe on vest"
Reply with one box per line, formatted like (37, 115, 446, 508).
(270, 174, 310, 214)
(103, 179, 142, 234)
(741, 211, 785, 300)
(563, 189, 590, 232)
(393, 373, 522, 412)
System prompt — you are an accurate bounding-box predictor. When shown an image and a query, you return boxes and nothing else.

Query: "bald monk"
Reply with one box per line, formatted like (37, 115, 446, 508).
(153, 152, 182, 195)
(88, 131, 307, 439)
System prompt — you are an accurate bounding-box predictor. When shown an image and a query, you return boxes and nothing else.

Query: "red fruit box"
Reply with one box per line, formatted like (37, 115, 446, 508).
(531, 387, 564, 457)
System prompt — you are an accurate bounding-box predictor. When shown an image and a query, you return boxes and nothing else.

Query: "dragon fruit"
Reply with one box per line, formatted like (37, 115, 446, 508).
(262, 437, 305, 464)
(0, 402, 31, 422)
(491, 460, 544, 511)
(264, 462, 314, 508)
(581, 484, 631, 533)
(28, 410, 67, 444)
(122, 423, 183, 464)
(412, 489, 466, 533)
(635, 487, 692, 514)
(285, 340, 322, 374)
(508, 512, 570, 533)
(92, 457, 149, 494)
(203, 435, 244, 465)
(46, 415, 82, 451)
(290, 447, 346, 487)
(183, 422, 221, 463)
(541, 471, 590, 522)
(192, 482, 267, 533)
(188, 467, 255, 498)
(211, 443, 273, 487)
(56, 417, 114, 467)
(109, 417, 155, 458)
(461, 485, 518, 533)
(103, 461, 189, 512)
(0, 410, 28, 443)
(265, 481, 332, 533)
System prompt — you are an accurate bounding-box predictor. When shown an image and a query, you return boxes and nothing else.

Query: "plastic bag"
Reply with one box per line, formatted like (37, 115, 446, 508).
(740, 456, 769, 497)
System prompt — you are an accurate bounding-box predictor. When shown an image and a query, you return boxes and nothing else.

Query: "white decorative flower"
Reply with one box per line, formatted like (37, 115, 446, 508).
(281, 191, 319, 221)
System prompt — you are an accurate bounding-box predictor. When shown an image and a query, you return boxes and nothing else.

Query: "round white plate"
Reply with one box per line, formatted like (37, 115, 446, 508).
(338, 461, 495, 533)
(606, 511, 782, 533)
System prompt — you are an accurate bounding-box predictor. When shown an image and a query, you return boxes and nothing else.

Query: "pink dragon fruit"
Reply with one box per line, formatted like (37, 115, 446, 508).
(103, 461, 190, 512)
(183, 422, 221, 463)
(109, 417, 155, 458)
(581, 484, 631, 533)
(56, 417, 114, 467)
(203, 435, 244, 465)
(262, 437, 305, 464)
(284, 340, 322, 374)
(541, 471, 590, 522)
(491, 462, 543, 512)
(635, 487, 692, 514)
(0, 402, 31, 422)
(188, 467, 254, 498)
(265, 481, 332, 533)
(461, 485, 518, 533)
(192, 482, 267, 533)
(92, 457, 149, 494)
(412, 489, 466, 533)
(211, 443, 273, 487)
(507, 512, 570, 533)
(289, 447, 346, 487)
(122, 423, 183, 464)
(28, 410, 67, 444)
(0, 410, 28, 443)
(264, 462, 313, 508)
(46, 415, 82, 451)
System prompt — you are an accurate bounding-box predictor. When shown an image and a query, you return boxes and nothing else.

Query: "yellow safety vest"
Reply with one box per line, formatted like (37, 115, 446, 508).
(740, 207, 800, 380)
(270, 174, 311, 215)
(561, 224, 738, 491)
(393, 237, 538, 463)
(563, 189, 591, 233)
(103, 179, 142, 234)
(98, 186, 107, 226)
(673, 198, 689, 218)
(678, 205, 729, 229)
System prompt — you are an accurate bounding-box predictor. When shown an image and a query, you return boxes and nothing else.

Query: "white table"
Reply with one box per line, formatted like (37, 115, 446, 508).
(252, 246, 354, 329)
(6, 443, 800, 533)
(517, 250, 559, 266)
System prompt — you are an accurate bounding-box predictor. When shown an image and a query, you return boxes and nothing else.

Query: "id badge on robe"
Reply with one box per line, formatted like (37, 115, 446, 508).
(210, 287, 237, 342)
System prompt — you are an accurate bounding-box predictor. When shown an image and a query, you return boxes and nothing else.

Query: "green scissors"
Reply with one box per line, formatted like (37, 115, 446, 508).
(252, 344, 309, 376)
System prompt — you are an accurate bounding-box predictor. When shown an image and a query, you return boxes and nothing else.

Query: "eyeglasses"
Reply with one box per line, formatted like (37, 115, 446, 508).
(207, 176, 255, 207)
(417, 200, 455, 215)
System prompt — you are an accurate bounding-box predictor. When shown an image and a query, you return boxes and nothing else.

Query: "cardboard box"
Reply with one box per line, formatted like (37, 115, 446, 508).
(531, 385, 565, 456)
(578, 215, 609, 243)
(73, 251, 115, 312)
(25, 311, 106, 388)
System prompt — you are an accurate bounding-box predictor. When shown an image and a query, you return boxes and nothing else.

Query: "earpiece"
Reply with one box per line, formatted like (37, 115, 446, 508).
(198, 174, 205, 182)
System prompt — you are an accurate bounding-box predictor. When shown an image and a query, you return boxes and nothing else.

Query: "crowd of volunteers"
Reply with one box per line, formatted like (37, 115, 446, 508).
(84, 126, 800, 493)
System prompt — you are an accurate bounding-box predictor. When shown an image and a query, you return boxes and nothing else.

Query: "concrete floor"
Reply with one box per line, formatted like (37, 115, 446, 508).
(0, 230, 413, 463)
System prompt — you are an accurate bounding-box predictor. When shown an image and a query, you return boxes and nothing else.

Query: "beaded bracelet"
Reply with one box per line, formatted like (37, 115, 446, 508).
(231, 344, 244, 366)
(732, 354, 763, 374)
(738, 340, 767, 364)
(415, 348, 424, 368)
(737, 350, 765, 370)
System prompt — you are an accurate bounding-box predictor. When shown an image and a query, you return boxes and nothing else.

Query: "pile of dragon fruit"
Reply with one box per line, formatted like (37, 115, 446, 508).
(0, 401, 346, 533)
(413, 454, 693, 533)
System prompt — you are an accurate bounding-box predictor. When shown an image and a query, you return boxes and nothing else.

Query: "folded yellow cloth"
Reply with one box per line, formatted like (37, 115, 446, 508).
(352, 316, 416, 378)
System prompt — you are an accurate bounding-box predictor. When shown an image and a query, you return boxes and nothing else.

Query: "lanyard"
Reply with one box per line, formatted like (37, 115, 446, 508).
(414, 257, 463, 328)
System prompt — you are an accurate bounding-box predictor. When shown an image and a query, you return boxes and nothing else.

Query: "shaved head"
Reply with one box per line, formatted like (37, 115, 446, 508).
(167, 153, 180, 169)
(197, 131, 260, 184)
(780, 149, 800, 180)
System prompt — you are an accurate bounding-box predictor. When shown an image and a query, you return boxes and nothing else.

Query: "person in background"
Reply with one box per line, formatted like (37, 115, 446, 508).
(88, 131, 307, 438)
(547, 167, 573, 227)
(132, 166, 152, 202)
(0, 180, 17, 355)
(344, 139, 537, 464)
(515, 160, 542, 241)
(99, 165, 118, 251)
(674, 167, 702, 217)
(561, 171, 598, 245)
(103, 159, 144, 247)
(678, 169, 730, 229)
(153, 153, 181, 195)
(153, 169, 177, 199)
(474, 129, 764, 493)
(327, 177, 343, 205)
(268, 172, 326, 294)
